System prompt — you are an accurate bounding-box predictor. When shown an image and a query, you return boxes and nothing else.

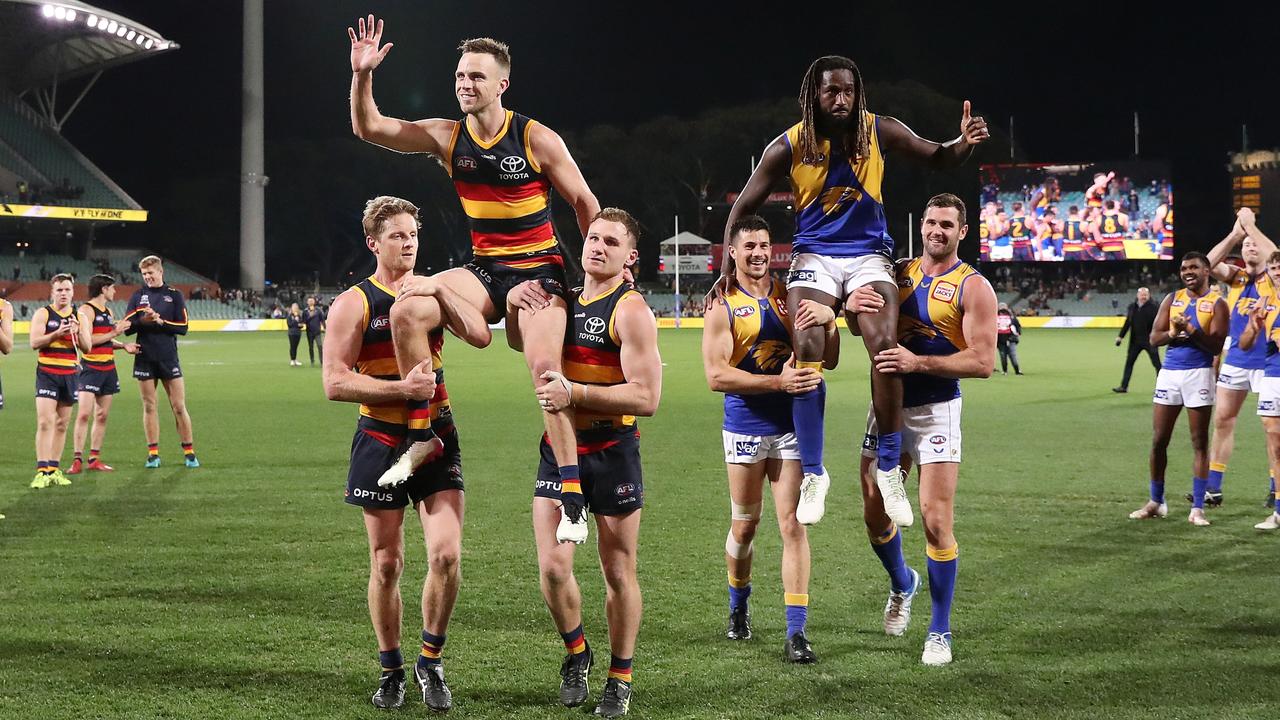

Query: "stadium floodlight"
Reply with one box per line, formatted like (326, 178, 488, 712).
(144, 39, 153, 49)
(87, 13, 96, 26)
(41, 4, 54, 18)
(135, 35, 143, 45)
(126, 30, 135, 40)
(117, 26, 127, 37)
(66, 9, 75, 21)
(96, 17, 107, 29)
(53, 6, 65, 19)
(106, 20, 117, 32)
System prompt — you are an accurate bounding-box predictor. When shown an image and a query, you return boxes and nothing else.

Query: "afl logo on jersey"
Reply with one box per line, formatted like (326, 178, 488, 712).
(371, 315, 390, 331)
(733, 305, 756, 318)
(455, 156, 476, 171)
(584, 317, 606, 336)
(931, 281, 957, 304)
(500, 156, 527, 173)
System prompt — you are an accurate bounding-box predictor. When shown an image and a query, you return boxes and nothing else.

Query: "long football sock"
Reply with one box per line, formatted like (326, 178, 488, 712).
(406, 400, 437, 444)
(379, 647, 403, 673)
(792, 368, 826, 475)
(417, 630, 445, 669)
(607, 656, 632, 683)
(926, 544, 959, 636)
(181, 442, 195, 460)
(147, 443, 159, 459)
(869, 523, 913, 592)
(728, 573, 751, 611)
(1207, 462, 1225, 493)
(876, 431, 902, 473)
(1150, 479, 1165, 504)
(560, 624, 588, 655)
(1191, 477, 1207, 509)
(784, 593, 808, 637)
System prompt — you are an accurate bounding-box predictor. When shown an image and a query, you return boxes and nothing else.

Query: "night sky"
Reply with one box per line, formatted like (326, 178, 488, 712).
(40, 1, 1280, 279)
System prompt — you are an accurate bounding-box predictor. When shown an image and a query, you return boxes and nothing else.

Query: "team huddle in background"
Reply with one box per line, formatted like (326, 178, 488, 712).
(337, 16, 991, 716)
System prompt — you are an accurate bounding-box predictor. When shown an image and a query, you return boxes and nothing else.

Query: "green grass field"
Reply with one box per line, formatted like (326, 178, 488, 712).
(1, 329, 1277, 719)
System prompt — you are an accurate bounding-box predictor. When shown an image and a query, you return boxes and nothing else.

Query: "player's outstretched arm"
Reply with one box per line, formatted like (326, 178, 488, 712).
(877, 101, 988, 169)
(712, 138, 790, 300)
(348, 15, 455, 155)
(1206, 218, 1247, 282)
(1149, 293, 1176, 347)
(872, 275, 996, 379)
(529, 123, 600, 238)
(323, 289, 434, 404)
(1239, 207, 1278, 257)
(0, 301, 13, 355)
(702, 301, 819, 395)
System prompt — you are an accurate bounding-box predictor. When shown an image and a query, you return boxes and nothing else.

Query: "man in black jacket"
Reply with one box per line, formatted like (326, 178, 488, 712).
(1113, 287, 1161, 393)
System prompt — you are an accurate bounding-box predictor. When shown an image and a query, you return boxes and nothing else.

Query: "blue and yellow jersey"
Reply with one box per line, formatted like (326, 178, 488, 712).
(1164, 287, 1224, 371)
(783, 113, 891, 258)
(446, 110, 560, 268)
(896, 258, 982, 408)
(1223, 267, 1274, 369)
(37, 304, 78, 376)
(1033, 189, 1051, 217)
(722, 279, 793, 436)
(351, 277, 450, 431)
(1258, 297, 1280, 377)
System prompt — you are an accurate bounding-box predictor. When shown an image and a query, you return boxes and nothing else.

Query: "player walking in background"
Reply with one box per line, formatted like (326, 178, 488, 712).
(29, 274, 79, 488)
(1113, 287, 1161, 393)
(1202, 208, 1276, 507)
(125, 256, 198, 469)
(68, 274, 138, 474)
(507, 209, 661, 718)
(348, 16, 601, 543)
(848, 194, 997, 666)
(1130, 253, 1228, 526)
(323, 196, 491, 711)
(702, 215, 837, 662)
(996, 303, 1022, 375)
(715, 54, 988, 532)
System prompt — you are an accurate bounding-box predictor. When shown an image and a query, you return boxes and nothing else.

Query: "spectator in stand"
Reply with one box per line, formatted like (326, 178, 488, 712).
(996, 303, 1023, 375)
(1113, 287, 1162, 394)
(286, 303, 304, 366)
(303, 296, 326, 365)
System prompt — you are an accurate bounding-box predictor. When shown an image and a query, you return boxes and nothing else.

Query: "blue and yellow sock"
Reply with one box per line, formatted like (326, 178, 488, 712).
(792, 369, 825, 476)
(379, 647, 403, 673)
(876, 431, 902, 473)
(784, 593, 808, 637)
(406, 400, 437, 444)
(36, 460, 50, 475)
(607, 656, 632, 684)
(417, 630, 445, 669)
(728, 573, 751, 611)
(869, 523, 913, 593)
(926, 544, 958, 636)
(1150, 479, 1165, 504)
(1270, 473, 1275, 500)
(48, 460, 59, 471)
(560, 624, 588, 655)
(1207, 462, 1225, 493)
(1191, 477, 1208, 509)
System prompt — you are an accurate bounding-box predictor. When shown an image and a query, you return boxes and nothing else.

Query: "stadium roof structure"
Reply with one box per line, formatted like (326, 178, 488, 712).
(0, 0, 177, 129)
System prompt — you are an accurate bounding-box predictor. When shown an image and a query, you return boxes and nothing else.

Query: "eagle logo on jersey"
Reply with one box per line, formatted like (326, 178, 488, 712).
(752, 340, 790, 373)
(820, 186, 863, 217)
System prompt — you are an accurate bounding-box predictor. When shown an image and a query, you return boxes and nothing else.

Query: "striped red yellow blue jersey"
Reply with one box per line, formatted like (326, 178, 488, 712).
(1063, 219, 1085, 251)
(783, 112, 891, 258)
(896, 258, 981, 408)
(563, 281, 641, 447)
(351, 277, 450, 429)
(81, 301, 116, 371)
(1008, 215, 1031, 248)
(37, 304, 78, 375)
(722, 279, 793, 435)
(1164, 287, 1223, 371)
(1223, 267, 1274, 369)
(1098, 213, 1125, 250)
(446, 110, 560, 268)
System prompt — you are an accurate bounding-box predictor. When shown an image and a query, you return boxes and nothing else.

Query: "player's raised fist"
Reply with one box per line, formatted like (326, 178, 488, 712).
(1238, 206, 1256, 229)
(348, 14, 393, 74)
(960, 100, 989, 147)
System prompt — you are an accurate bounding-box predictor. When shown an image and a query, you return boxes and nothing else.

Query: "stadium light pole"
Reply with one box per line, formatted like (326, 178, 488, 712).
(674, 214, 681, 329)
(239, 0, 266, 291)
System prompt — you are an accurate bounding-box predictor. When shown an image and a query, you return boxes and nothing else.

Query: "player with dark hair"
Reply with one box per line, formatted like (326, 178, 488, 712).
(30, 273, 79, 488)
(1062, 206, 1089, 261)
(1098, 201, 1129, 261)
(1130, 252, 1228, 526)
(349, 17, 602, 543)
(324, 196, 491, 711)
(68, 274, 137, 474)
(713, 54, 988, 534)
(508, 208, 661, 718)
(702, 214, 838, 662)
(1008, 202, 1033, 262)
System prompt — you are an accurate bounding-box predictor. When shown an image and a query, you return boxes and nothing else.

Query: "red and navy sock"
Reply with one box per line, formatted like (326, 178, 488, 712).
(417, 629, 445, 669)
(378, 647, 403, 675)
(147, 443, 159, 459)
(407, 400, 437, 444)
(89, 448, 101, 462)
(181, 442, 195, 460)
(73, 451, 83, 461)
(560, 624, 588, 656)
(607, 656, 632, 684)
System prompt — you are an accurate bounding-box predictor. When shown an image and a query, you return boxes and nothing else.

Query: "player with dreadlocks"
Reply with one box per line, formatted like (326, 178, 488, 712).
(713, 55, 989, 530)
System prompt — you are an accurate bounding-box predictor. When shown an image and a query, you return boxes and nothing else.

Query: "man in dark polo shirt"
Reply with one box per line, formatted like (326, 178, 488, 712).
(125, 255, 199, 468)
(1113, 286, 1161, 393)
